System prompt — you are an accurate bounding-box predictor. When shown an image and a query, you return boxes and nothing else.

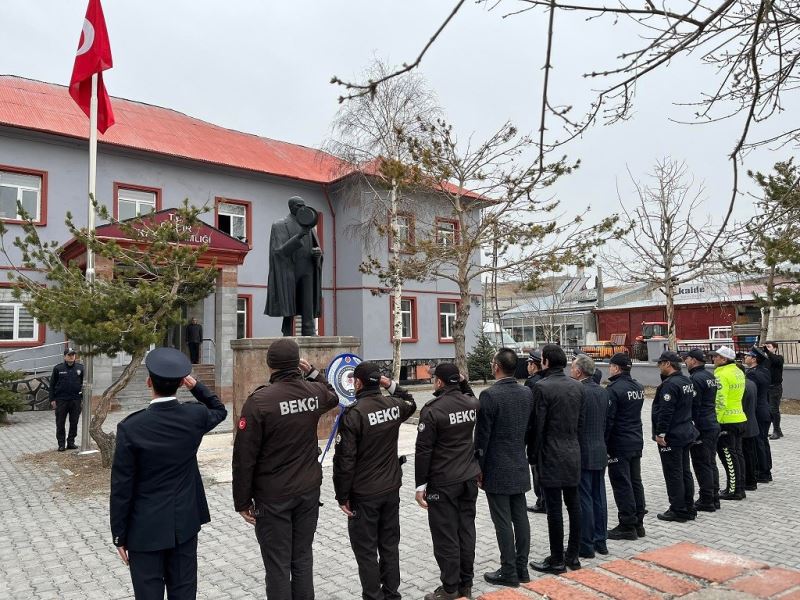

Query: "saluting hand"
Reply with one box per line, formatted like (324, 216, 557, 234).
(183, 375, 197, 390)
(379, 376, 392, 389)
(299, 359, 313, 375)
(117, 546, 129, 566)
(415, 490, 428, 510)
(239, 508, 256, 526)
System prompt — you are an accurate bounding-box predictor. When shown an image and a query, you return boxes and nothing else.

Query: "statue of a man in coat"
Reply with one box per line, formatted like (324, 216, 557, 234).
(265, 196, 323, 336)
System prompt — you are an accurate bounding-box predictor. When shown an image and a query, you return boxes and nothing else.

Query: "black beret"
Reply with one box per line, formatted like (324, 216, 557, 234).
(145, 347, 191, 379)
(434, 363, 461, 385)
(657, 351, 683, 363)
(353, 361, 382, 386)
(609, 352, 631, 368)
(681, 348, 706, 362)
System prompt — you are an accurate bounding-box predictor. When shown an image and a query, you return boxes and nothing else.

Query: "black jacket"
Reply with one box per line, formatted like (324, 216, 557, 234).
(742, 379, 760, 438)
(110, 382, 227, 551)
(605, 372, 645, 457)
(746, 365, 771, 423)
(414, 381, 480, 488)
(186, 323, 203, 344)
(579, 379, 609, 471)
(524, 372, 543, 392)
(528, 368, 584, 488)
(333, 383, 416, 503)
(765, 349, 783, 385)
(49, 361, 84, 401)
(688, 366, 720, 433)
(651, 371, 698, 448)
(231, 368, 339, 510)
(474, 378, 533, 495)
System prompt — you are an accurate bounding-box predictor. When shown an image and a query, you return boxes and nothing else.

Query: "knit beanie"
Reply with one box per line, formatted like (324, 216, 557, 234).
(267, 338, 300, 370)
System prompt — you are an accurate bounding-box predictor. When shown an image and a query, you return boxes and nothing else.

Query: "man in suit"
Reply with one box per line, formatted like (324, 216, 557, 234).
(185, 318, 203, 364)
(474, 347, 533, 588)
(110, 347, 227, 600)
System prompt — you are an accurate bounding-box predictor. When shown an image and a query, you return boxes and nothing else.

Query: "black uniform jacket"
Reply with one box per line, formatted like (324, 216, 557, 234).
(742, 379, 760, 438)
(49, 361, 84, 401)
(110, 381, 227, 551)
(475, 377, 532, 495)
(523, 372, 543, 392)
(605, 372, 645, 457)
(579, 379, 609, 471)
(746, 365, 771, 423)
(688, 366, 720, 433)
(527, 368, 584, 488)
(414, 381, 480, 488)
(765, 349, 783, 386)
(333, 383, 416, 504)
(651, 371, 698, 448)
(232, 368, 338, 510)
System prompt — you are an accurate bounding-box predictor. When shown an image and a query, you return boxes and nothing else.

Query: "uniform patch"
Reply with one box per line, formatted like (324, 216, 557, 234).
(77, 370, 82, 376)
(663, 393, 671, 401)
(418, 423, 425, 432)
(238, 417, 247, 430)
(335, 433, 341, 444)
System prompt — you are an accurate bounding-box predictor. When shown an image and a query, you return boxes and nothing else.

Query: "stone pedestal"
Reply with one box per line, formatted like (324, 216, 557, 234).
(230, 336, 361, 439)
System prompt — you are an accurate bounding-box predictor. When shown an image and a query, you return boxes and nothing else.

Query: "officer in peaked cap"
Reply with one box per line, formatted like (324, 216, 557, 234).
(524, 350, 546, 514)
(110, 347, 227, 600)
(50, 347, 85, 451)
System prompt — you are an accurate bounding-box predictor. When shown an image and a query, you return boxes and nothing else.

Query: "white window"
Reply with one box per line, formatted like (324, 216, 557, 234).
(400, 299, 414, 339)
(0, 171, 41, 221)
(439, 301, 458, 340)
(236, 297, 248, 339)
(436, 220, 457, 247)
(0, 289, 36, 341)
(118, 188, 157, 221)
(218, 202, 247, 241)
(396, 215, 412, 245)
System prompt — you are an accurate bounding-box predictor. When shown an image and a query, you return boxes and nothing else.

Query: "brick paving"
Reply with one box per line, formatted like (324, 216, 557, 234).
(1, 399, 799, 599)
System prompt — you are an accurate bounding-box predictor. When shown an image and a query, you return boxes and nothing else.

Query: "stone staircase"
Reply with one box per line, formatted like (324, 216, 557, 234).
(112, 363, 216, 410)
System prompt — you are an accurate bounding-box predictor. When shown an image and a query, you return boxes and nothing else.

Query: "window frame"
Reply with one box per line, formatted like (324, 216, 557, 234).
(435, 218, 459, 247)
(113, 182, 162, 221)
(215, 197, 253, 247)
(387, 211, 415, 254)
(236, 294, 253, 339)
(437, 298, 460, 344)
(0, 164, 48, 226)
(0, 284, 45, 347)
(389, 295, 418, 343)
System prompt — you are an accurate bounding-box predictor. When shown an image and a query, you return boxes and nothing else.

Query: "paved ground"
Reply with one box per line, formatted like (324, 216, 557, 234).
(1, 395, 799, 600)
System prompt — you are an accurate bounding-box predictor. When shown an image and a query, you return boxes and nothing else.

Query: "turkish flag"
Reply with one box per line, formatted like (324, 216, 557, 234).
(69, 0, 115, 133)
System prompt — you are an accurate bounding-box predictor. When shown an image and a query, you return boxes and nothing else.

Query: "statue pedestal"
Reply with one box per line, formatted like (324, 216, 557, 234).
(230, 336, 361, 440)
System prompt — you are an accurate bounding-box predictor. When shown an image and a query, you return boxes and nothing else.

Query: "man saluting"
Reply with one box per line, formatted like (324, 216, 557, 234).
(110, 347, 227, 600)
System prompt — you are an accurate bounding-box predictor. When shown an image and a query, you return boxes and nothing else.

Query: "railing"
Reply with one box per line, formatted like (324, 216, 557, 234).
(0, 341, 70, 375)
(676, 340, 800, 364)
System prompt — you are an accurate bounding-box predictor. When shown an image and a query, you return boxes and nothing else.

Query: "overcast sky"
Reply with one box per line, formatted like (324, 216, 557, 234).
(2, 0, 795, 231)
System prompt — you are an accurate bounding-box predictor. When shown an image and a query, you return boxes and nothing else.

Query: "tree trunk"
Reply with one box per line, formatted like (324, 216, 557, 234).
(760, 264, 776, 343)
(389, 179, 403, 381)
(665, 281, 677, 351)
(453, 288, 472, 377)
(91, 349, 147, 468)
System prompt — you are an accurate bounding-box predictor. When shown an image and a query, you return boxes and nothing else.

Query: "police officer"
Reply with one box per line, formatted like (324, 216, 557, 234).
(681, 349, 721, 511)
(110, 347, 227, 600)
(524, 350, 546, 514)
(333, 361, 416, 600)
(415, 363, 480, 600)
(231, 338, 339, 600)
(49, 347, 84, 451)
(764, 341, 784, 439)
(710, 346, 747, 501)
(605, 353, 647, 540)
(744, 347, 773, 483)
(652, 351, 698, 522)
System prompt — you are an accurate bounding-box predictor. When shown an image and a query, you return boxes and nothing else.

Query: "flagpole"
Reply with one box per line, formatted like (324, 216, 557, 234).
(80, 73, 98, 453)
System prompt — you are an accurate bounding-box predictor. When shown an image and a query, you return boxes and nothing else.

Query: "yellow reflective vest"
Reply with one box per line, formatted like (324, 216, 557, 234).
(714, 362, 746, 424)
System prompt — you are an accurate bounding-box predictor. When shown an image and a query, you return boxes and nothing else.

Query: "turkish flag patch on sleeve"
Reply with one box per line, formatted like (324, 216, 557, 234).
(238, 417, 247, 430)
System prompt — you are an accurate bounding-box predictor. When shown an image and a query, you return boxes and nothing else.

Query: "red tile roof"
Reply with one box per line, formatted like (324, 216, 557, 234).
(0, 75, 345, 184)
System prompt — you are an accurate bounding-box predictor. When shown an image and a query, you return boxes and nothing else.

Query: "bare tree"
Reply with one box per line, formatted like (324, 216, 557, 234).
(602, 159, 731, 350)
(326, 60, 440, 379)
(361, 119, 621, 375)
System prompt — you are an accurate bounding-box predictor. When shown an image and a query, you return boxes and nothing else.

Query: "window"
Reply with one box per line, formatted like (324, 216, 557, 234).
(216, 198, 252, 244)
(236, 295, 252, 339)
(438, 299, 459, 342)
(390, 296, 418, 342)
(0, 167, 45, 223)
(0, 288, 37, 342)
(436, 219, 458, 247)
(115, 184, 160, 221)
(389, 212, 414, 252)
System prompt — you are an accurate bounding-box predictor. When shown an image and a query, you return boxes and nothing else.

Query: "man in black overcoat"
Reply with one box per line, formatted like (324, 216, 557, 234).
(110, 347, 227, 600)
(265, 196, 322, 336)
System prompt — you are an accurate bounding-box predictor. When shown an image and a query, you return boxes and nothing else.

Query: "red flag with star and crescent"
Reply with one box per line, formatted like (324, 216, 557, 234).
(69, 0, 115, 133)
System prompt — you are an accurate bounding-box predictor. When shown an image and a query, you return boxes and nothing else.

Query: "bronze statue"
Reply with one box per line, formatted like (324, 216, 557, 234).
(265, 197, 323, 336)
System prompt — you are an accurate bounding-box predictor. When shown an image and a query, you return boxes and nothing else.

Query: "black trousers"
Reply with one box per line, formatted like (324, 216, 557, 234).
(128, 535, 197, 600)
(542, 486, 581, 563)
(658, 444, 694, 515)
(485, 492, 529, 577)
(187, 342, 200, 364)
(756, 420, 773, 478)
(742, 436, 758, 488)
(769, 385, 783, 434)
(607, 453, 646, 527)
(281, 270, 316, 337)
(690, 429, 720, 504)
(427, 480, 478, 593)
(348, 491, 401, 600)
(718, 424, 745, 494)
(578, 470, 606, 555)
(254, 488, 320, 600)
(54, 398, 81, 446)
